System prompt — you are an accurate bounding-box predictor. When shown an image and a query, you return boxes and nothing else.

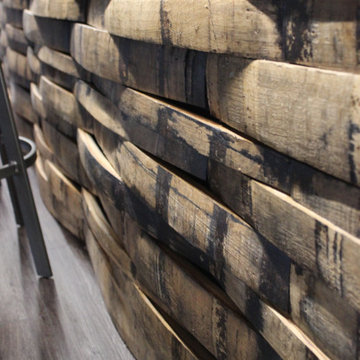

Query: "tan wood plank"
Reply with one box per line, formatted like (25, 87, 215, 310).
(39, 75, 79, 139)
(84, 223, 207, 360)
(71, 23, 207, 108)
(77, 129, 330, 360)
(9, 81, 37, 123)
(23, 10, 72, 53)
(207, 55, 360, 187)
(5, 47, 33, 88)
(29, 0, 86, 21)
(3, 0, 28, 10)
(5, 23, 27, 54)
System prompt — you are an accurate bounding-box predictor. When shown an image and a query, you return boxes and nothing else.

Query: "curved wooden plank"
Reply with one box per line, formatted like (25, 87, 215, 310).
(29, 0, 86, 21)
(71, 23, 207, 108)
(84, 225, 207, 360)
(23, 10, 72, 53)
(41, 119, 96, 192)
(34, 123, 55, 163)
(37, 156, 83, 239)
(5, 24, 28, 54)
(87, 0, 360, 72)
(82, 189, 282, 360)
(5, 47, 33, 88)
(207, 55, 360, 187)
(3, 0, 28, 10)
(39, 76, 79, 139)
(77, 130, 329, 360)
(9, 81, 37, 123)
(38, 46, 89, 90)
(27, 46, 41, 79)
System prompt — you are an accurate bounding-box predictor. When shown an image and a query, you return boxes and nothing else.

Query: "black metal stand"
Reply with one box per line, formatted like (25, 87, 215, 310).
(0, 63, 52, 278)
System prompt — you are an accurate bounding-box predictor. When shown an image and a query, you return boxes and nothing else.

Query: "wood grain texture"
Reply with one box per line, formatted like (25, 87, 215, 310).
(5, 47, 33, 88)
(9, 81, 37, 124)
(30, 82, 46, 119)
(35, 155, 83, 239)
(5, 24, 28, 54)
(83, 220, 207, 360)
(77, 129, 329, 360)
(41, 119, 96, 192)
(87, 0, 282, 61)
(207, 54, 360, 187)
(76, 79, 360, 239)
(29, 0, 86, 21)
(82, 189, 282, 360)
(39, 75, 79, 139)
(71, 24, 208, 109)
(27, 47, 40, 81)
(84, 0, 360, 72)
(38, 46, 89, 91)
(23, 10, 72, 53)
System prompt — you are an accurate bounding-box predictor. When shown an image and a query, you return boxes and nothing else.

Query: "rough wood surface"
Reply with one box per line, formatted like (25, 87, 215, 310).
(207, 55, 360, 187)
(5, 47, 33, 88)
(35, 156, 83, 239)
(83, 216, 207, 360)
(41, 119, 95, 192)
(30, 82, 46, 119)
(75, 79, 360, 239)
(23, 10, 72, 53)
(77, 129, 330, 360)
(26, 47, 40, 80)
(5, 24, 28, 54)
(9, 81, 37, 124)
(87, 0, 282, 61)
(38, 46, 89, 90)
(39, 75, 79, 139)
(29, 0, 86, 21)
(71, 24, 208, 109)
(83, 189, 284, 360)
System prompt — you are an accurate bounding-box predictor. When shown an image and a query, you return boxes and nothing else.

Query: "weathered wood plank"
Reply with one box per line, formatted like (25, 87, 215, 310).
(84, 222, 207, 360)
(71, 24, 207, 109)
(8, 81, 37, 124)
(35, 156, 83, 239)
(38, 46, 89, 91)
(84, 0, 360, 72)
(39, 75, 79, 139)
(23, 10, 72, 53)
(290, 264, 360, 360)
(75, 79, 360, 239)
(26, 47, 40, 81)
(5, 24, 28, 54)
(34, 123, 55, 163)
(82, 188, 282, 360)
(207, 55, 360, 187)
(77, 129, 329, 360)
(41, 119, 96, 192)
(5, 47, 33, 88)
(30, 82, 46, 119)
(87, 0, 282, 61)
(29, 0, 86, 21)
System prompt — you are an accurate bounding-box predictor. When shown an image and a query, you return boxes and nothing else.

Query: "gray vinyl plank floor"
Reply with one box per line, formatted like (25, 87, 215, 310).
(0, 168, 135, 360)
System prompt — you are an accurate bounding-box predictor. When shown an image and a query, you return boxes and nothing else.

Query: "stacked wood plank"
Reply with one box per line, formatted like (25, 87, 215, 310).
(2, 1, 360, 359)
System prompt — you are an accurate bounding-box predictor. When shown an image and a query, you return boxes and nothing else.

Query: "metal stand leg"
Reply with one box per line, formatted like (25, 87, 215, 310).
(0, 63, 52, 278)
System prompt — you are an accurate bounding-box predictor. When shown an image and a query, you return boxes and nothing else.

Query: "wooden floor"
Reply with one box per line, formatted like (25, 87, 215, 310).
(0, 168, 135, 360)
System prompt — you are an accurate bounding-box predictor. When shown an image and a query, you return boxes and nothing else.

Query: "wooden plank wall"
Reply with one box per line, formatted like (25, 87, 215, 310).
(1, 1, 359, 359)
